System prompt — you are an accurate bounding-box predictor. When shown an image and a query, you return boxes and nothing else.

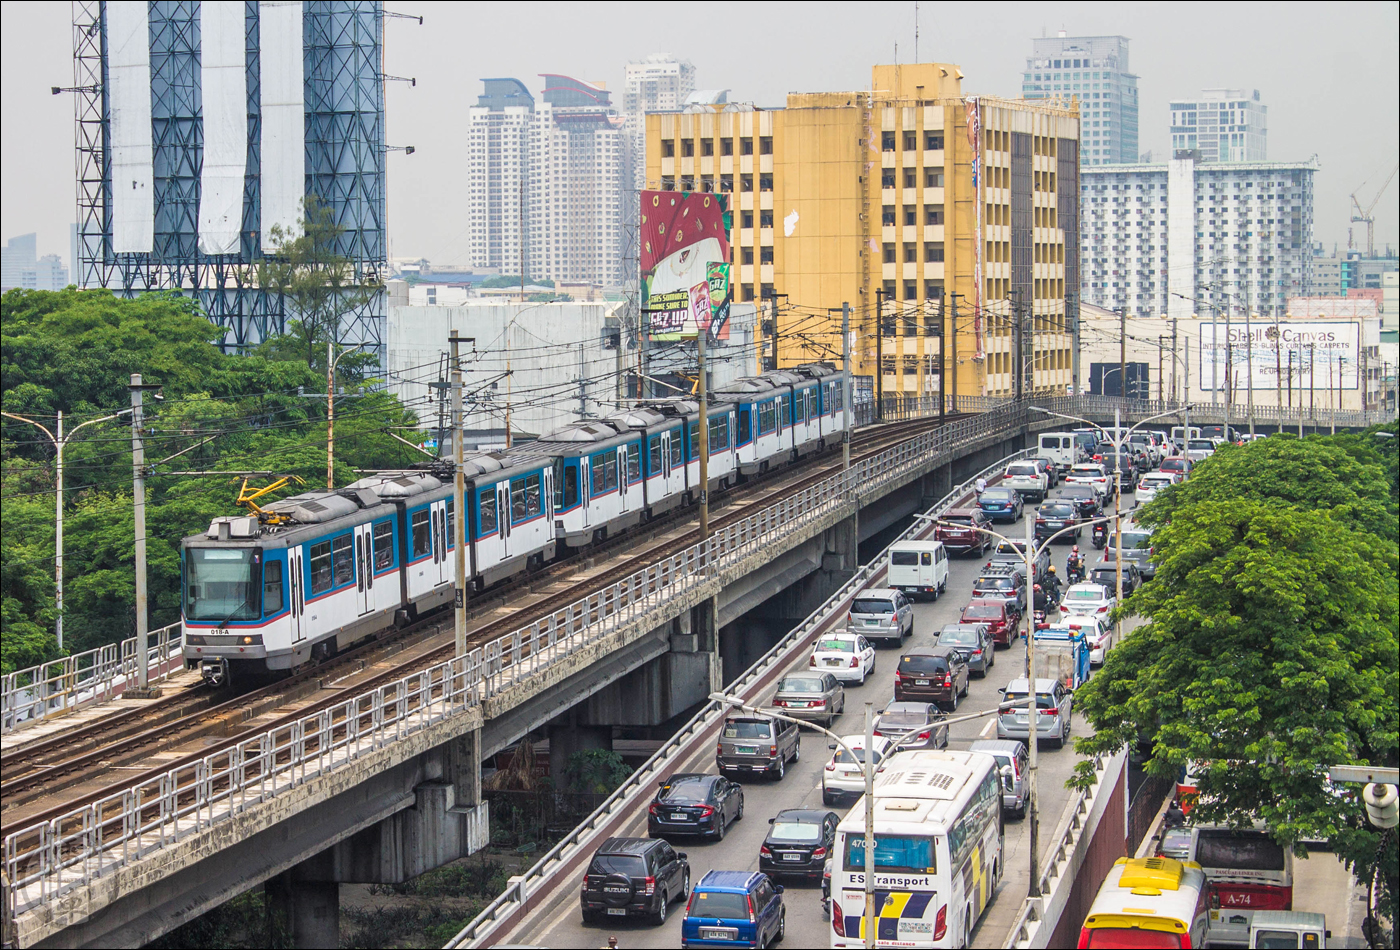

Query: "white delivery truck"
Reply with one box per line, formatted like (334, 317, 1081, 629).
(886, 539, 948, 600)
(1037, 432, 1084, 472)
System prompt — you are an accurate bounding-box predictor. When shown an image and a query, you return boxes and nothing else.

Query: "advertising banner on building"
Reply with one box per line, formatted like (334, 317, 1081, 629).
(641, 191, 732, 341)
(1199, 320, 1360, 391)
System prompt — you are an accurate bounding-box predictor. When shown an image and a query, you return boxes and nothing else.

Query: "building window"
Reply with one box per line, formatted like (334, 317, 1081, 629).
(681, 176, 695, 190)
(883, 243, 896, 263)
(882, 171, 896, 188)
(925, 169, 944, 188)
(924, 282, 944, 313)
(882, 206, 896, 226)
(682, 140, 694, 157)
(742, 138, 753, 155)
(741, 174, 753, 192)
(661, 176, 675, 191)
(926, 207, 944, 226)
(702, 139, 714, 157)
(743, 247, 754, 264)
(882, 131, 896, 151)
(720, 174, 733, 193)
(904, 206, 917, 226)
(904, 169, 916, 188)
(925, 243, 944, 262)
(741, 210, 754, 228)
(760, 136, 772, 155)
(759, 174, 773, 191)
(759, 210, 773, 227)
(926, 132, 944, 150)
(721, 138, 733, 156)
(904, 133, 917, 151)
(904, 244, 917, 263)
(761, 283, 775, 299)
(760, 246, 773, 264)
(904, 282, 917, 303)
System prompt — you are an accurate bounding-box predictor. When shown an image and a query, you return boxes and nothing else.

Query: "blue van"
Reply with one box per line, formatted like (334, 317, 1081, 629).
(681, 870, 785, 948)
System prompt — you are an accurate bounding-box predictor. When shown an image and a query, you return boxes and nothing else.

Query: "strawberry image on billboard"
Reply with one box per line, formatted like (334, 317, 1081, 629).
(641, 190, 731, 341)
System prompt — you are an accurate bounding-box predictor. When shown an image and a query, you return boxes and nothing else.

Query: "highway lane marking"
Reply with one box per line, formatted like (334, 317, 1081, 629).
(979, 717, 995, 737)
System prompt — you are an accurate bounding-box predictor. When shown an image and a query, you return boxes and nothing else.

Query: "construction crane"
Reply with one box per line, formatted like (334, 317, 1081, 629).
(1350, 164, 1398, 256)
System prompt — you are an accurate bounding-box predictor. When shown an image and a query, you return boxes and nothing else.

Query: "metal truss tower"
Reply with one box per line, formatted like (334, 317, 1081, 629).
(72, 1, 386, 357)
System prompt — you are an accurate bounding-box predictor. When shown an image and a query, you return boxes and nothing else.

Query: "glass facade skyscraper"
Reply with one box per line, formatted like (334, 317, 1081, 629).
(1022, 34, 1138, 165)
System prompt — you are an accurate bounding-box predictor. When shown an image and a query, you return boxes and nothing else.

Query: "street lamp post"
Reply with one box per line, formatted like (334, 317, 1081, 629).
(326, 340, 366, 490)
(2, 409, 134, 651)
(710, 691, 1033, 947)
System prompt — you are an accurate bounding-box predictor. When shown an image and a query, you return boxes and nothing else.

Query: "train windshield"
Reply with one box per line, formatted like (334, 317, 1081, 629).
(185, 548, 260, 621)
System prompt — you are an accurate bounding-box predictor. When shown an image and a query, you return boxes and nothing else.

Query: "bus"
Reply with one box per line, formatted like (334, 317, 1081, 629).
(830, 749, 1002, 948)
(1188, 825, 1294, 945)
(1078, 856, 1210, 948)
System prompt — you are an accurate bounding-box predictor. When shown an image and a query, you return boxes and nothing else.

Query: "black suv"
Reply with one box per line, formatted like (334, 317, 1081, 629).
(580, 836, 690, 925)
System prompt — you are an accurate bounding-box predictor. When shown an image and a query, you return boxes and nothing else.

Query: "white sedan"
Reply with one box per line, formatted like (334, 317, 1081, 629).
(1060, 582, 1117, 620)
(1048, 615, 1113, 665)
(1135, 473, 1177, 506)
(809, 632, 876, 684)
(821, 734, 893, 805)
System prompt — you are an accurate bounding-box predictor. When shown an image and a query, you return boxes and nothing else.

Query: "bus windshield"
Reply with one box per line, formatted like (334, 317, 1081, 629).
(185, 548, 260, 621)
(1194, 830, 1286, 871)
(842, 834, 936, 873)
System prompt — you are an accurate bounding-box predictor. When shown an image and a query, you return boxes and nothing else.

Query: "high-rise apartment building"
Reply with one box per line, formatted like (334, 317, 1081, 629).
(33, 255, 69, 290)
(647, 63, 1080, 399)
(466, 77, 624, 287)
(1022, 34, 1138, 165)
(1169, 89, 1267, 162)
(1081, 153, 1316, 320)
(1, 233, 37, 291)
(467, 79, 535, 275)
(623, 55, 696, 192)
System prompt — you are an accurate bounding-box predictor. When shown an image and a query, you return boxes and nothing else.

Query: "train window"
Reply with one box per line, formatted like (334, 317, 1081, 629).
(688, 422, 700, 460)
(649, 437, 662, 477)
(479, 490, 499, 535)
(411, 510, 432, 557)
(670, 429, 683, 468)
(511, 473, 542, 522)
(332, 535, 354, 586)
(627, 445, 640, 482)
(263, 559, 284, 615)
(309, 541, 334, 595)
(709, 415, 729, 451)
(561, 463, 579, 509)
(445, 499, 455, 549)
(833, 382, 844, 410)
(758, 399, 776, 435)
(553, 459, 565, 509)
(737, 407, 751, 445)
(591, 452, 618, 495)
(373, 521, 393, 569)
(783, 393, 793, 425)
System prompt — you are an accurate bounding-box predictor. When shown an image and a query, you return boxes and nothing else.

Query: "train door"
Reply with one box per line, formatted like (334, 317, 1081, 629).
(497, 482, 512, 560)
(288, 547, 306, 643)
(618, 447, 629, 513)
(354, 523, 374, 615)
(580, 458, 591, 529)
(431, 499, 450, 586)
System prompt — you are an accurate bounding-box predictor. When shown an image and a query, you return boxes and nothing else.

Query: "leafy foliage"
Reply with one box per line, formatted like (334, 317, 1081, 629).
(1, 288, 422, 673)
(1072, 432, 1399, 924)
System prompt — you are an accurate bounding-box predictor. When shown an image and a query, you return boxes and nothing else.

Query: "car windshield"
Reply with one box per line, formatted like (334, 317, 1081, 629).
(723, 720, 772, 739)
(1040, 504, 1074, 517)
(943, 515, 974, 526)
(817, 638, 855, 652)
(1002, 691, 1057, 710)
(1189, 440, 1214, 450)
(878, 710, 930, 727)
(981, 489, 1014, 501)
(658, 779, 710, 801)
(834, 746, 882, 765)
(688, 890, 750, 919)
(898, 654, 947, 673)
(851, 599, 894, 614)
(589, 854, 647, 876)
(1006, 463, 1038, 476)
(963, 603, 1004, 619)
(769, 821, 823, 842)
(937, 628, 978, 646)
(976, 575, 1016, 590)
(779, 676, 824, 693)
(1065, 588, 1104, 602)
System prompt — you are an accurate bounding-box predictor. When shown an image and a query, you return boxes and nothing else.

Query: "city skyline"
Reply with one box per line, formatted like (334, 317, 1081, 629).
(2, 2, 1396, 270)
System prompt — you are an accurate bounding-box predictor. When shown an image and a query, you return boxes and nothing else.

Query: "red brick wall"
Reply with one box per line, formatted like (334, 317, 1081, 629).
(1047, 762, 1128, 948)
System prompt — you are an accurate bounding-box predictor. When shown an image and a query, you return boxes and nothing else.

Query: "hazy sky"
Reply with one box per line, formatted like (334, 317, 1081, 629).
(4, 1, 1397, 266)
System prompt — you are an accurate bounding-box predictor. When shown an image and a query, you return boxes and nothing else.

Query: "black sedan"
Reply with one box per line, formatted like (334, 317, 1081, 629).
(648, 773, 744, 840)
(1034, 502, 1082, 542)
(1059, 484, 1103, 519)
(759, 809, 839, 880)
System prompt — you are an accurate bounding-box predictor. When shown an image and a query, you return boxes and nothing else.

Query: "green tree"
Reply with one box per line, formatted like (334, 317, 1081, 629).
(256, 197, 383, 368)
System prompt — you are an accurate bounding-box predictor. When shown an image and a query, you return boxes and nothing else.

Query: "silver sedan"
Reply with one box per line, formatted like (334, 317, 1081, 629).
(771, 672, 846, 727)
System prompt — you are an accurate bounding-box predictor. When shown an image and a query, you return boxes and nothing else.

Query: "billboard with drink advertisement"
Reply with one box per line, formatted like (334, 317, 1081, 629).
(641, 190, 732, 341)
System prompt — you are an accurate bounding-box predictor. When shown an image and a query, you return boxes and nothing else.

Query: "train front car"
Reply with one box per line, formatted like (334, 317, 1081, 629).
(182, 483, 401, 685)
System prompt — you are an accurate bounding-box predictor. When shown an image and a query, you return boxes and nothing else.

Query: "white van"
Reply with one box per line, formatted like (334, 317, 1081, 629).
(886, 539, 948, 600)
(1037, 432, 1084, 472)
(1170, 426, 1201, 446)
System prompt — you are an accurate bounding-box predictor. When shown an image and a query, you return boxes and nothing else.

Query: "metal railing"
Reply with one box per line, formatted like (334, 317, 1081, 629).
(449, 447, 1035, 948)
(0, 395, 1181, 922)
(1, 623, 183, 734)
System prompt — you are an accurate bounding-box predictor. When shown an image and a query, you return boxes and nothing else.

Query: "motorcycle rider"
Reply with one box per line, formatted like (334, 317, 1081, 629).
(1042, 564, 1062, 606)
(1067, 545, 1086, 582)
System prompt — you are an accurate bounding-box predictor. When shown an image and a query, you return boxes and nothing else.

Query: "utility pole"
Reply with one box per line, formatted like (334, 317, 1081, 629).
(1011, 292, 1024, 401)
(842, 302, 852, 471)
(949, 293, 961, 413)
(127, 374, 161, 699)
(875, 288, 885, 421)
(1224, 308, 1233, 437)
(937, 295, 946, 425)
(1270, 323, 1283, 427)
(770, 295, 781, 370)
(1157, 336, 1166, 402)
(1118, 307, 1126, 401)
(1244, 306, 1255, 438)
(1069, 291, 1081, 397)
(449, 332, 474, 657)
(326, 340, 365, 490)
(577, 344, 587, 418)
(1309, 343, 1316, 430)
(1023, 502, 1040, 898)
(697, 328, 710, 540)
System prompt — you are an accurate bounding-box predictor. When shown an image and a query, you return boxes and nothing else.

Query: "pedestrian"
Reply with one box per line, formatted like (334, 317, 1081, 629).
(975, 476, 987, 496)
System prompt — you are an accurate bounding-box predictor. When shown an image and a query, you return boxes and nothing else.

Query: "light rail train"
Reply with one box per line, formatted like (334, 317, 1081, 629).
(182, 364, 848, 683)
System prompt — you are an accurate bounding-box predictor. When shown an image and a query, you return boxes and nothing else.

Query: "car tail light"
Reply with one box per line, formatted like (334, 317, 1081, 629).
(717, 742, 724, 755)
(1036, 518, 1046, 525)
(809, 700, 824, 708)
(895, 670, 906, 682)
(812, 846, 827, 859)
(809, 656, 817, 667)
(748, 893, 757, 923)
(933, 903, 948, 940)
(698, 805, 715, 818)
(916, 730, 931, 742)
(645, 875, 656, 896)
(826, 762, 836, 771)
(649, 803, 660, 816)
(769, 745, 778, 756)
(1042, 707, 1058, 717)
(760, 845, 772, 858)
(849, 656, 859, 667)
(774, 699, 787, 707)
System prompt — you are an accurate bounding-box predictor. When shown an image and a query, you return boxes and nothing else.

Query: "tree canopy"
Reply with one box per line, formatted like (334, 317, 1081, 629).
(1071, 428, 1399, 926)
(2, 287, 423, 673)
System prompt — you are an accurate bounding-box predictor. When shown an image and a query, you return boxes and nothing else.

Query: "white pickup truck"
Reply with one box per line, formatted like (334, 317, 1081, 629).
(1002, 461, 1049, 502)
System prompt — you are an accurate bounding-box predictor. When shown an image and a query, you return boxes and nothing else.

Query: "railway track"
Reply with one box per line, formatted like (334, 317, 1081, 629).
(0, 413, 961, 839)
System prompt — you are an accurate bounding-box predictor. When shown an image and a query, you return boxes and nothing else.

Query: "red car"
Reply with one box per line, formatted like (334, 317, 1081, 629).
(936, 508, 992, 555)
(960, 598, 1020, 646)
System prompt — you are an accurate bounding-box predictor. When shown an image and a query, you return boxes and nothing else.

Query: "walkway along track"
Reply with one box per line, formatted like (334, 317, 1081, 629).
(0, 414, 962, 838)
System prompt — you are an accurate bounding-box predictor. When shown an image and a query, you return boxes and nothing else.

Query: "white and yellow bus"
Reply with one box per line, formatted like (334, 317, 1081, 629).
(830, 749, 1002, 948)
(1078, 856, 1210, 949)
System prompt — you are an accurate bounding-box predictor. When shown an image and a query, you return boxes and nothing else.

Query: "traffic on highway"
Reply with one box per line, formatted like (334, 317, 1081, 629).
(510, 445, 1160, 949)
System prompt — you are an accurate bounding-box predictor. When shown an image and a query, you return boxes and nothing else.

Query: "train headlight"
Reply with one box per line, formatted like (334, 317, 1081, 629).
(186, 634, 206, 645)
(240, 634, 264, 645)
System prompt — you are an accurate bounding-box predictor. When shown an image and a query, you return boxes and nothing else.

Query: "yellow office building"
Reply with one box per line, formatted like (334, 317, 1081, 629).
(645, 63, 1081, 399)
